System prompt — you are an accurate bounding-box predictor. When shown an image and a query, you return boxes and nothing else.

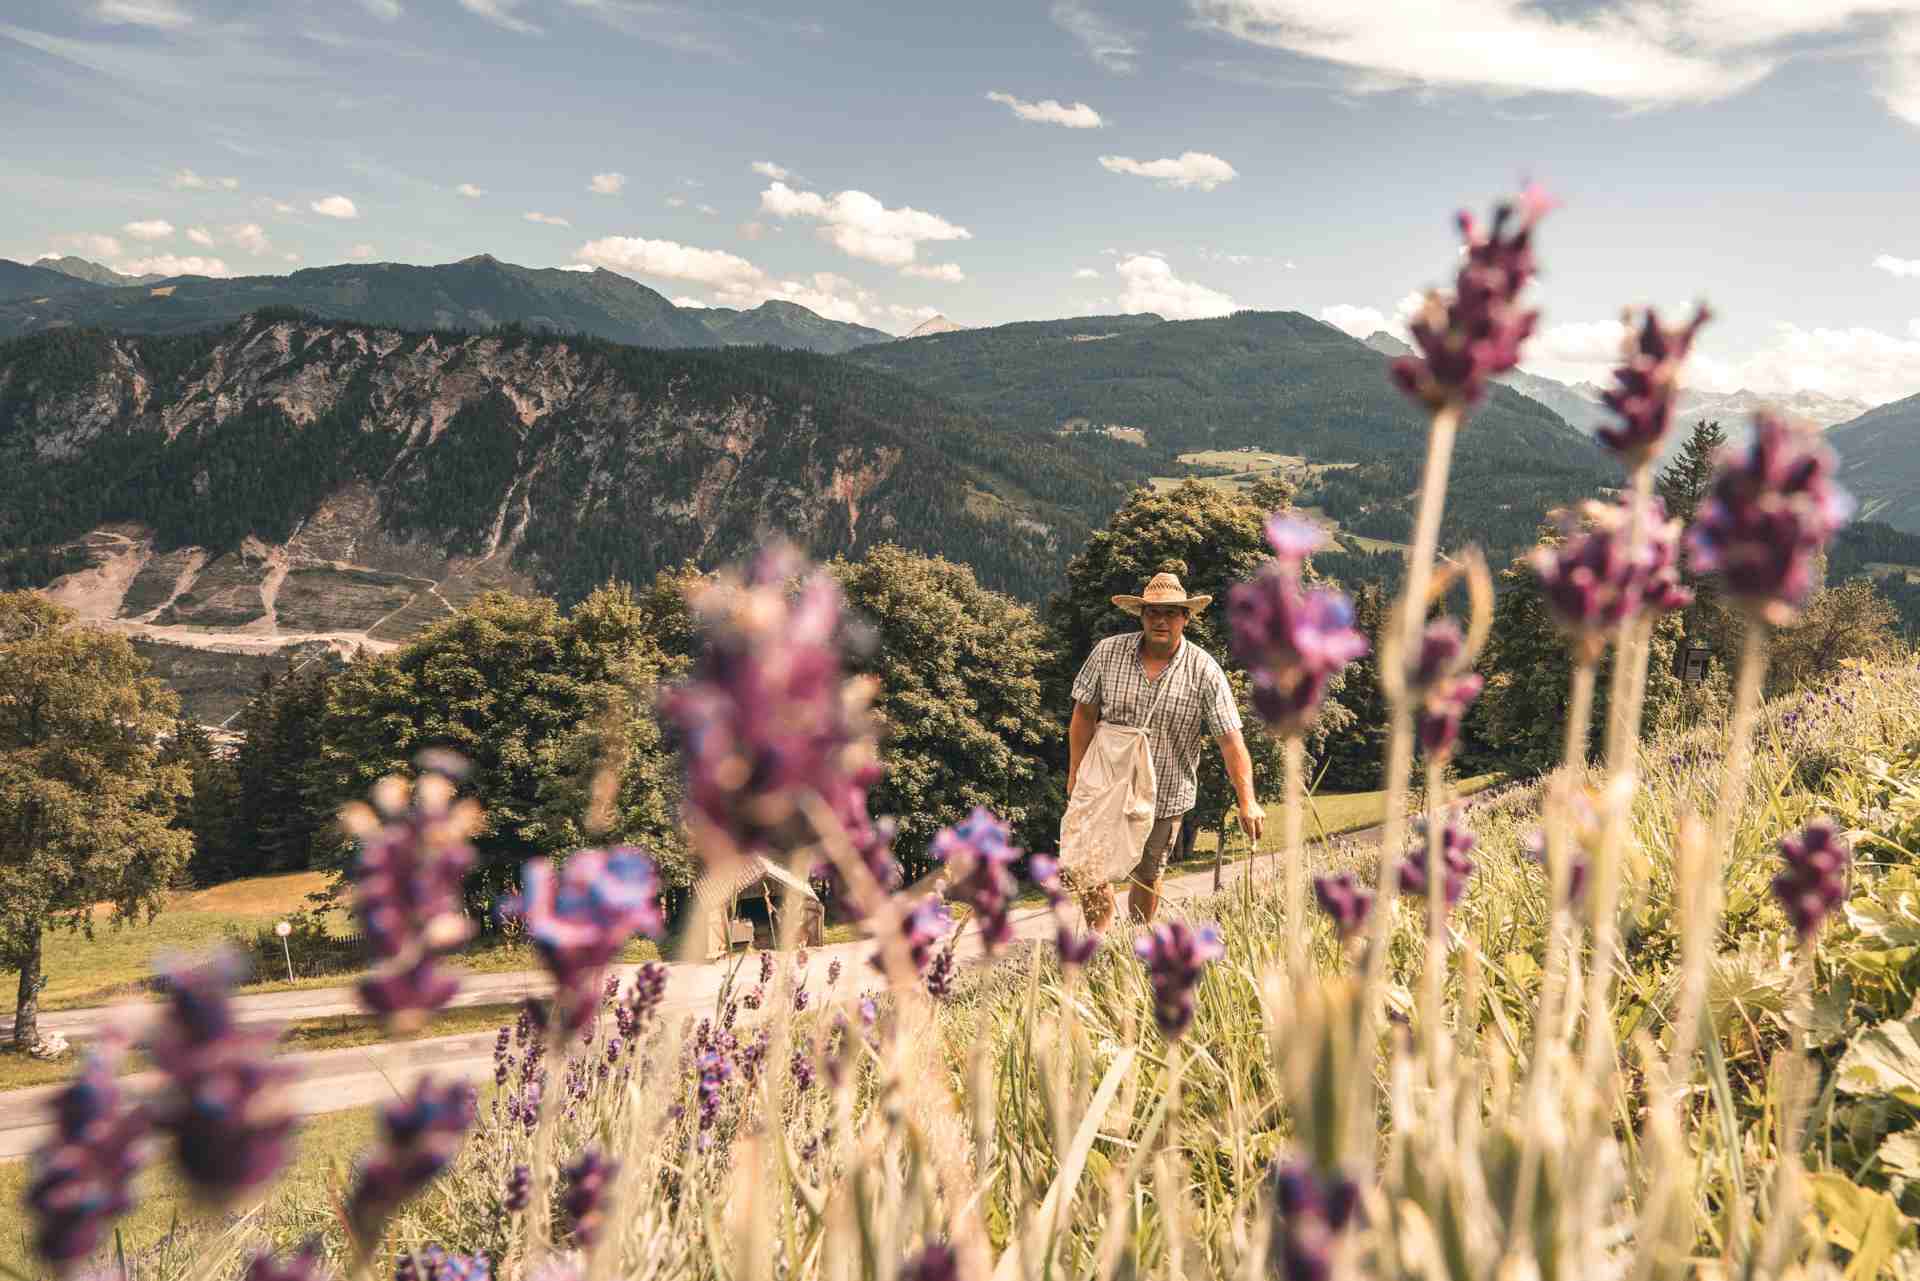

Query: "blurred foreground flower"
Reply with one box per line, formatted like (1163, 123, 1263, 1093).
(143, 950, 299, 1206)
(25, 1041, 149, 1273)
(347, 1076, 475, 1249)
(1773, 819, 1851, 943)
(935, 807, 1021, 953)
(1228, 517, 1368, 736)
(243, 1243, 329, 1281)
(660, 546, 897, 900)
(1392, 186, 1551, 412)
(1686, 412, 1852, 624)
(1312, 873, 1373, 942)
(1268, 1159, 1362, 1281)
(1135, 921, 1224, 1040)
(899, 1243, 959, 1281)
(1531, 497, 1692, 662)
(1596, 306, 1711, 467)
(562, 1147, 619, 1247)
(1406, 619, 1482, 758)
(503, 845, 664, 1038)
(1398, 820, 1477, 917)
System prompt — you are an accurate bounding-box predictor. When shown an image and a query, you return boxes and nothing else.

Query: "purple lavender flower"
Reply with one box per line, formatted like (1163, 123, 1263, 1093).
(1392, 187, 1552, 412)
(899, 1243, 959, 1281)
(342, 753, 479, 1032)
(143, 949, 299, 1207)
(505, 1163, 531, 1213)
(1055, 925, 1102, 970)
(827, 957, 843, 986)
(935, 807, 1023, 953)
(562, 1148, 619, 1247)
(1417, 672, 1483, 759)
(1772, 820, 1852, 943)
(1522, 830, 1589, 907)
(244, 1243, 330, 1281)
(660, 547, 897, 900)
(1397, 821, 1477, 917)
(1134, 922, 1225, 1040)
(397, 1246, 490, 1281)
(1268, 1159, 1362, 1281)
(791, 1043, 817, 1092)
(1531, 498, 1694, 662)
(1687, 412, 1854, 624)
(627, 961, 667, 1029)
(502, 846, 665, 1038)
(347, 1076, 476, 1248)
(25, 1042, 150, 1273)
(874, 896, 953, 979)
(696, 1051, 732, 1132)
(1596, 306, 1712, 467)
(926, 938, 957, 998)
(1229, 521, 1369, 737)
(1311, 874, 1374, 942)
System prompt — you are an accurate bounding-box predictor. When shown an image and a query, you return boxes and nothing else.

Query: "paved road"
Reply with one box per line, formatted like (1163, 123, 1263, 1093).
(0, 838, 1370, 1159)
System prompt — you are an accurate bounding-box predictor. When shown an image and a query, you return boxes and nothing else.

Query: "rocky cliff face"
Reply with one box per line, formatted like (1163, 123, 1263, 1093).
(4, 316, 1100, 720)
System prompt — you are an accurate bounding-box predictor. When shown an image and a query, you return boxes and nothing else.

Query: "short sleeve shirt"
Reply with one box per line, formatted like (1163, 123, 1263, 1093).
(1071, 633, 1242, 818)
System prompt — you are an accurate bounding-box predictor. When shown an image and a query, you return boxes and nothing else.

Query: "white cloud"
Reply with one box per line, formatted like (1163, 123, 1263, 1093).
(576, 235, 766, 290)
(759, 181, 971, 267)
(458, 0, 540, 34)
(311, 195, 359, 219)
(589, 172, 627, 195)
(1115, 255, 1237, 320)
(751, 161, 791, 181)
(524, 211, 572, 226)
(455, 182, 485, 198)
(1075, 267, 1101, 279)
(902, 262, 966, 282)
(267, 199, 297, 215)
(50, 233, 124, 259)
(123, 219, 175, 241)
(1319, 291, 1425, 340)
(1098, 151, 1239, 191)
(227, 223, 270, 254)
(346, 243, 376, 259)
(1185, 0, 1920, 114)
(889, 303, 943, 327)
(665, 196, 687, 209)
(744, 272, 881, 325)
(96, 0, 191, 29)
(171, 169, 210, 189)
(697, 203, 718, 215)
(986, 90, 1105, 127)
(359, 0, 402, 18)
(284, 252, 301, 263)
(1052, 0, 1140, 73)
(185, 226, 214, 247)
(671, 295, 709, 308)
(1875, 253, 1920, 279)
(120, 254, 230, 278)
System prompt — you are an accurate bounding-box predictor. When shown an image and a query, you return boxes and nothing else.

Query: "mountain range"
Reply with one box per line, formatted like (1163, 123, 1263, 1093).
(0, 255, 893, 354)
(1830, 392, 1920, 534)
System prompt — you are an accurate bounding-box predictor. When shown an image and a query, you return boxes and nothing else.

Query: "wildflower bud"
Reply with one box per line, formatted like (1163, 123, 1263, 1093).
(874, 896, 952, 979)
(827, 957, 843, 986)
(504, 1163, 531, 1213)
(1416, 673, 1483, 760)
(935, 807, 1023, 954)
(1055, 925, 1102, 970)
(696, 1051, 732, 1131)
(347, 1076, 476, 1248)
(1686, 412, 1853, 624)
(243, 1242, 330, 1281)
(661, 547, 898, 900)
(1134, 922, 1225, 1040)
(1531, 497, 1693, 663)
(926, 938, 957, 998)
(1311, 874, 1373, 942)
(627, 961, 667, 1028)
(790, 1043, 817, 1092)
(561, 1148, 619, 1247)
(502, 846, 665, 1038)
(25, 1041, 150, 1273)
(1596, 306, 1711, 467)
(347, 754, 479, 1032)
(1397, 820, 1477, 918)
(1772, 819, 1851, 943)
(1228, 518, 1368, 737)
(899, 1243, 959, 1281)
(1268, 1159, 1361, 1281)
(1391, 186, 1551, 412)
(143, 949, 299, 1207)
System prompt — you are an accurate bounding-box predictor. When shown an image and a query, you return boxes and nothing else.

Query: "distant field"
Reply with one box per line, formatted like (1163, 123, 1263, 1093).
(1864, 562, 1920, 583)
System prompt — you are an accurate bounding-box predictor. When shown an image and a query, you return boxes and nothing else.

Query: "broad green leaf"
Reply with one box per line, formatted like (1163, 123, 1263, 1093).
(1809, 1171, 1916, 1279)
(1836, 1020, 1920, 1106)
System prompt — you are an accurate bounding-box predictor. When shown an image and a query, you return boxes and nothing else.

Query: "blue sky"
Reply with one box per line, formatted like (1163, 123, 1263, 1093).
(4, 0, 1919, 403)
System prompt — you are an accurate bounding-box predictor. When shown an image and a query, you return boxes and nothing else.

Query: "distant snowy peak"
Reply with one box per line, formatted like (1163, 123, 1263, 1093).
(1676, 387, 1873, 430)
(907, 314, 965, 338)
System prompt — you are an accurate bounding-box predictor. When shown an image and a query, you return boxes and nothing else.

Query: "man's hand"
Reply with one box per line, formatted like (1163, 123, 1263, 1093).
(1236, 799, 1266, 846)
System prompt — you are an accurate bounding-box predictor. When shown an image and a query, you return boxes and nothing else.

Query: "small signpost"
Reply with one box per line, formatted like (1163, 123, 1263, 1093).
(274, 919, 294, 982)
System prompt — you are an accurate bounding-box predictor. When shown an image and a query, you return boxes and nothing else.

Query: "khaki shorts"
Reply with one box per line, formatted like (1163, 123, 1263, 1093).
(1127, 814, 1184, 888)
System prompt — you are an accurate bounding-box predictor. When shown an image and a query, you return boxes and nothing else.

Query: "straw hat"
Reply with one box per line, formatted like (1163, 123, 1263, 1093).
(1113, 571, 1212, 617)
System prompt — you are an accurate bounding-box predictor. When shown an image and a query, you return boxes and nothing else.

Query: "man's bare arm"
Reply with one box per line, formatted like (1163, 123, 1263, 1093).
(1217, 730, 1265, 843)
(1067, 701, 1100, 793)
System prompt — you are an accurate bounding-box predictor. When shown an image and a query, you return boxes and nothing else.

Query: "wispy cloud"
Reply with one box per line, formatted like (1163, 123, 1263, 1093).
(227, 223, 270, 254)
(1051, 0, 1139, 73)
(1874, 253, 1920, 279)
(902, 262, 966, 282)
(525, 211, 573, 226)
(171, 168, 239, 191)
(455, 182, 485, 198)
(121, 253, 230, 278)
(123, 218, 174, 240)
(1098, 152, 1239, 191)
(589, 171, 626, 194)
(986, 90, 1104, 127)
(751, 160, 791, 181)
(459, 0, 541, 35)
(346, 243, 376, 259)
(358, 0, 403, 18)
(186, 226, 214, 246)
(311, 195, 359, 219)
(95, 0, 192, 29)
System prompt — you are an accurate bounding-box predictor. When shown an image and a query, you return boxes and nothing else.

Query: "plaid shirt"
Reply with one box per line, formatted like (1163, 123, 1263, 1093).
(1071, 633, 1242, 818)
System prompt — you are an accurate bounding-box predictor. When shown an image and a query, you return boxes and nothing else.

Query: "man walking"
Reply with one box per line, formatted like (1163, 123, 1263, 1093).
(1063, 570, 1264, 929)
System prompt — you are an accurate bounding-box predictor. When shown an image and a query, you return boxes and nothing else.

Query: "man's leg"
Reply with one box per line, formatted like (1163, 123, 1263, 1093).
(1128, 815, 1183, 924)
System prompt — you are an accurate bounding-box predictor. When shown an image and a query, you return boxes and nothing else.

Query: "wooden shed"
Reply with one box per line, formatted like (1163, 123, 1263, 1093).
(691, 855, 825, 960)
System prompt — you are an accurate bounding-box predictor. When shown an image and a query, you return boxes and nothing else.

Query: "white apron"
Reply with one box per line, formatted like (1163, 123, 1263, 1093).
(1056, 645, 1184, 886)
